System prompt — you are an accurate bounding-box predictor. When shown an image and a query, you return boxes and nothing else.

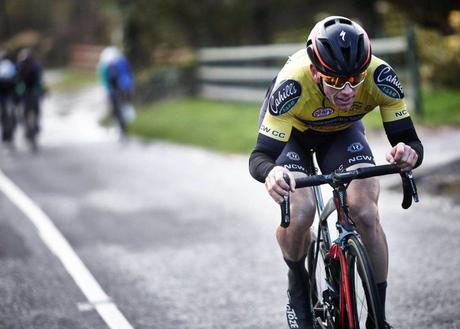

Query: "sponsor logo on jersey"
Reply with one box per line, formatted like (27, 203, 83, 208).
(394, 109, 409, 118)
(286, 152, 300, 161)
(259, 124, 286, 139)
(347, 142, 364, 153)
(301, 114, 364, 127)
(269, 79, 302, 116)
(374, 64, 404, 99)
(312, 107, 334, 118)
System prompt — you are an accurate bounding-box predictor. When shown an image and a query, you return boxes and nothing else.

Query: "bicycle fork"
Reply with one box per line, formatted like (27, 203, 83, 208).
(329, 244, 355, 329)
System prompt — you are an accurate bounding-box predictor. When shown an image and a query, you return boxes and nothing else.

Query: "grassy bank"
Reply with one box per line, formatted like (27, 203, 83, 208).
(129, 88, 460, 154)
(48, 69, 98, 91)
(130, 98, 260, 154)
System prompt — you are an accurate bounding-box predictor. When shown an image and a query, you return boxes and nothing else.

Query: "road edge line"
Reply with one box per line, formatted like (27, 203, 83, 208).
(0, 169, 134, 329)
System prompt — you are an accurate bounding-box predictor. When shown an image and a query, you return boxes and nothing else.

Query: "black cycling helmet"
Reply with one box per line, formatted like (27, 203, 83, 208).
(306, 16, 372, 77)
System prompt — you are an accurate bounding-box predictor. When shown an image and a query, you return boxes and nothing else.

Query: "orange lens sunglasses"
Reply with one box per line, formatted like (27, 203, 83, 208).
(319, 71, 367, 90)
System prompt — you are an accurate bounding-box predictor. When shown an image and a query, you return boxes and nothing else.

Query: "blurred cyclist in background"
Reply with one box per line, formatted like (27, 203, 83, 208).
(97, 46, 135, 137)
(0, 50, 19, 144)
(16, 48, 46, 150)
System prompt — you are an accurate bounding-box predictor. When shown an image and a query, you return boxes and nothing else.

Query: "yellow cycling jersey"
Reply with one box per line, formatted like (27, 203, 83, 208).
(259, 49, 409, 142)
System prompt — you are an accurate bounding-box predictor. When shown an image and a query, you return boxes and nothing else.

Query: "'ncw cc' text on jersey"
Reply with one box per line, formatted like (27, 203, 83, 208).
(249, 49, 423, 182)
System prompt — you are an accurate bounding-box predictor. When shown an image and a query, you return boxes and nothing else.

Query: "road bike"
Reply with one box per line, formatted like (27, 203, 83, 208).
(0, 96, 18, 144)
(280, 152, 419, 329)
(110, 89, 136, 137)
(21, 92, 41, 151)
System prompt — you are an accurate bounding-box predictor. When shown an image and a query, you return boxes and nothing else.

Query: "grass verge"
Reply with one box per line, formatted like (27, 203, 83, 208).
(129, 98, 260, 154)
(49, 69, 98, 91)
(129, 88, 460, 154)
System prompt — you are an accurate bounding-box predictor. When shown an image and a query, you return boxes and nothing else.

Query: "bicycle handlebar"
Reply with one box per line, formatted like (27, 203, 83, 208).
(280, 164, 419, 228)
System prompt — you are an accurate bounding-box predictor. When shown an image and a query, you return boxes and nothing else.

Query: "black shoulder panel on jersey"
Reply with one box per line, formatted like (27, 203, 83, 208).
(249, 134, 286, 182)
(383, 117, 424, 168)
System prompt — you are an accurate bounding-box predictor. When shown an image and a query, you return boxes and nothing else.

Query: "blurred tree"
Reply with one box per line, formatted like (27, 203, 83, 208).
(0, 0, 114, 64)
(385, 0, 460, 35)
(119, 0, 384, 67)
(0, 0, 11, 39)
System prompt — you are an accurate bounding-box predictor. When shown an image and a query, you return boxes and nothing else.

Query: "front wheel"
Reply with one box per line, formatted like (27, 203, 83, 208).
(308, 237, 341, 328)
(346, 235, 385, 329)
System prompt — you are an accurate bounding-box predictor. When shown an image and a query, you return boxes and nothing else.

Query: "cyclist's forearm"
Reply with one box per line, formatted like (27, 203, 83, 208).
(405, 140, 423, 167)
(383, 118, 424, 168)
(249, 150, 277, 183)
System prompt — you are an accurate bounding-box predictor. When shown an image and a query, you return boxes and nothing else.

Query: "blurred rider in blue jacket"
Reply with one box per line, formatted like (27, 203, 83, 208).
(97, 46, 135, 135)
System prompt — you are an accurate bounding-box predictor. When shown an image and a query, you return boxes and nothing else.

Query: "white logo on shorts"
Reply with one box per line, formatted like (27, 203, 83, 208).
(347, 142, 364, 153)
(286, 152, 300, 161)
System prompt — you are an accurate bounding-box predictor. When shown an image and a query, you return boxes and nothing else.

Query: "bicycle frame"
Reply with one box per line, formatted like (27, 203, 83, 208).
(312, 180, 363, 328)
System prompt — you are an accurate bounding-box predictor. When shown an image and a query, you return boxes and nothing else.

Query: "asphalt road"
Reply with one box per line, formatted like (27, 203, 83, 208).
(0, 85, 459, 329)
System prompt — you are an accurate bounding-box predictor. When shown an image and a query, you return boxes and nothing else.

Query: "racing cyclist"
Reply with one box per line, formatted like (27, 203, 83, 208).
(249, 16, 423, 329)
(97, 46, 135, 136)
(16, 48, 46, 147)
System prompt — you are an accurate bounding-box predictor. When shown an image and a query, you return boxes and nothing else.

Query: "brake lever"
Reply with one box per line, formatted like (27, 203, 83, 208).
(280, 173, 290, 228)
(405, 171, 419, 202)
(400, 170, 419, 209)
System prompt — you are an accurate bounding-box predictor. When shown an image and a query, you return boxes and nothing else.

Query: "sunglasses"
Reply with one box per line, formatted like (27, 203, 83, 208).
(319, 71, 367, 90)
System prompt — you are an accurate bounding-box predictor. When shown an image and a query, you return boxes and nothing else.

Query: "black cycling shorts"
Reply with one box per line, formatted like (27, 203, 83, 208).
(275, 121, 375, 175)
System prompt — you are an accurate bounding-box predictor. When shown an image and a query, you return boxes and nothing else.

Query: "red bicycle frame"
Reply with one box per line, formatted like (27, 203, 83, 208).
(330, 244, 355, 329)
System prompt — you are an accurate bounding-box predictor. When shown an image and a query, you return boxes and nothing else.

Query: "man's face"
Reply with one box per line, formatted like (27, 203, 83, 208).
(310, 65, 362, 110)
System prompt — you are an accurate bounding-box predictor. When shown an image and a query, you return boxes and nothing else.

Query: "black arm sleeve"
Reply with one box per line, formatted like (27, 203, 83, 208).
(383, 117, 424, 168)
(248, 134, 286, 183)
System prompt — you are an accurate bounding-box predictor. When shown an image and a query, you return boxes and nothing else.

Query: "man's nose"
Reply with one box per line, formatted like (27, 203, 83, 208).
(340, 83, 355, 95)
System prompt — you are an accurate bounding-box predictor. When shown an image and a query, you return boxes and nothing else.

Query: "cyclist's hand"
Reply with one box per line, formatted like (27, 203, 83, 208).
(385, 142, 418, 171)
(265, 166, 296, 203)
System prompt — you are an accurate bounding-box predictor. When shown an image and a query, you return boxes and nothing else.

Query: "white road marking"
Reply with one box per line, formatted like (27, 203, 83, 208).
(0, 169, 134, 329)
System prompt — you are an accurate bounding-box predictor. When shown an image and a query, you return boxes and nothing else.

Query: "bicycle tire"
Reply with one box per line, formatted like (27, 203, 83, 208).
(308, 238, 341, 328)
(307, 238, 322, 307)
(346, 235, 385, 329)
(1, 100, 17, 142)
(24, 109, 39, 151)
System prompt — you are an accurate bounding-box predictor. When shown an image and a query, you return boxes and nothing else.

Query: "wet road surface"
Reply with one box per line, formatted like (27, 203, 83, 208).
(0, 84, 459, 329)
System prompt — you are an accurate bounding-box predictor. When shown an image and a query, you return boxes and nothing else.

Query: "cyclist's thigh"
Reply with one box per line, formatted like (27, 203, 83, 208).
(316, 120, 375, 174)
(275, 137, 313, 175)
(316, 122, 380, 210)
(347, 164, 380, 215)
(276, 139, 316, 221)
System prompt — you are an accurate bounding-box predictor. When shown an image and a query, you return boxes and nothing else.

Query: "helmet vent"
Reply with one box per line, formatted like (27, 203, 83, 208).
(342, 46, 351, 65)
(324, 20, 335, 28)
(338, 18, 352, 25)
(357, 37, 364, 61)
(321, 40, 335, 58)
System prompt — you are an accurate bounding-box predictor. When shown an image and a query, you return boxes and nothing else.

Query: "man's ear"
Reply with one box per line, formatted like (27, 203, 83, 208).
(310, 64, 321, 84)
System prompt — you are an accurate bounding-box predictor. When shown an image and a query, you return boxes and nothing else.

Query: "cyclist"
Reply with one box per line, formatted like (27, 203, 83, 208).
(248, 16, 423, 329)
(16, 48, 45, 146)
(97, 46, 135, 135)
(0, 50, 18, 143)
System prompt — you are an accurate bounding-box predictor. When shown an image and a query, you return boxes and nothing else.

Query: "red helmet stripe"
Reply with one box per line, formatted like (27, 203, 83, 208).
(359, 34, 372, 70)
(312, 39, 336, 73)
